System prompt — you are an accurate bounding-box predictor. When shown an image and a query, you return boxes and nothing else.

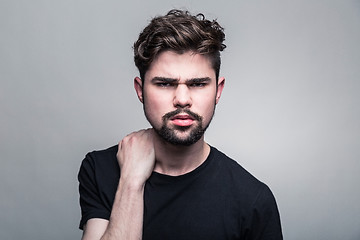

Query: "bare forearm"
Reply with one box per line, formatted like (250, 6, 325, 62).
(100, 178, 145, 240)
(82, 130, 155, 240)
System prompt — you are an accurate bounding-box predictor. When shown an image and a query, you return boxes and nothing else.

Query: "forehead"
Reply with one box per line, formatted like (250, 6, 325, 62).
(144, 50, 216, 81)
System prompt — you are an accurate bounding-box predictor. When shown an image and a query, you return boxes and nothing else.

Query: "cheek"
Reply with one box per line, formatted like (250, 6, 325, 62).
(143, 92, 168, 120)
(144, 87, 173, 110)
(194, 94, 217, 118)
(145, 94, 163, 110)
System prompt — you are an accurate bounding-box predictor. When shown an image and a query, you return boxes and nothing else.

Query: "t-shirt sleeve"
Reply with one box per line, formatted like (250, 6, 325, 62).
(246, 184, 283, 240)
(78, 153, 111, 230)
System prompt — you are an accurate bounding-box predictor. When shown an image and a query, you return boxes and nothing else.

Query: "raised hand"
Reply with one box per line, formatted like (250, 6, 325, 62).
(117, 128, 156, 188)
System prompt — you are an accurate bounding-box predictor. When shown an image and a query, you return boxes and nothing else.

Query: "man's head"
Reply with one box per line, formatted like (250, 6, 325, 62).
(133, 9, 226, 82)
(133, 10, 226, 146)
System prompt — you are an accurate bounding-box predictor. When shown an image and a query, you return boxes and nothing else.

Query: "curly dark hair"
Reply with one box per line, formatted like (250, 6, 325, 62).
(133, 9, 226, 82)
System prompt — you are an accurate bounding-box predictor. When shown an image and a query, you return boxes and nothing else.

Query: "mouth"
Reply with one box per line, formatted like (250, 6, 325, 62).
(170, 114, 195, 127)
(162, 108, 202, 128)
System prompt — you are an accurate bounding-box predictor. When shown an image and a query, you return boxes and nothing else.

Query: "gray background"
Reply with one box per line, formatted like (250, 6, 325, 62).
(1, 0, 359, 239)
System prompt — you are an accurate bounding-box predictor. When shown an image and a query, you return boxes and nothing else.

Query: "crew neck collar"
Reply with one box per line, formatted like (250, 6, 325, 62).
(149, 146, 215, 183)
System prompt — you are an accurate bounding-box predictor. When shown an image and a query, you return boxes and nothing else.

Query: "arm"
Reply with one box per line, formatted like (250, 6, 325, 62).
(247, 185, 283, 240)
(82, 129, 155, 240)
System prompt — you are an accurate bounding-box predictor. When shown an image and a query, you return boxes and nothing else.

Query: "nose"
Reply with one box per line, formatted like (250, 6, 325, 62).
(173, 84, 192, 108)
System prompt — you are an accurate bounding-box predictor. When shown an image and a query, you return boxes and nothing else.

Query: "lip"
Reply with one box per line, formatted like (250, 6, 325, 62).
(170, 114, 195, 120)
(170, 114, 195, 127)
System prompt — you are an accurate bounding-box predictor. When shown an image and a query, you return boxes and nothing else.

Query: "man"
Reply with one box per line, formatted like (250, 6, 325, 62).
(78, 9, 283, 240)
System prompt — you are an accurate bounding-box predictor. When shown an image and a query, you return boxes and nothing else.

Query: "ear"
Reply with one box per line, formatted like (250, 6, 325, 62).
(215, 77, 225, 104)
(134, 77, 144, 103)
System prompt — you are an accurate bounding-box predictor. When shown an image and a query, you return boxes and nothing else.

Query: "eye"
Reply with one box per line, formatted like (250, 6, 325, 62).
(189, 82, 206, 87)
(156, 82, 172, 87)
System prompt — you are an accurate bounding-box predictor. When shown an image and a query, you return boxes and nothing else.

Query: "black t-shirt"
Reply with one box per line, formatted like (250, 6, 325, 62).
(78, 145, 283, 239)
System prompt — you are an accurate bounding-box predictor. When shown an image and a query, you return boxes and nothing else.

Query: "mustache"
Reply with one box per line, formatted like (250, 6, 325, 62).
(162, 108, 202, 122)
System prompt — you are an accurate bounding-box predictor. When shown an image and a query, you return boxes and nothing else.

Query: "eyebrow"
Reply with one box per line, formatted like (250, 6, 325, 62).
(151, 77, 211, 83)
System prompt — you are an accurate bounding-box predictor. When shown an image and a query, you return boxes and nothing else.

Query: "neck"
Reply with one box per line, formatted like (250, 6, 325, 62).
(153, 134, 210, 176)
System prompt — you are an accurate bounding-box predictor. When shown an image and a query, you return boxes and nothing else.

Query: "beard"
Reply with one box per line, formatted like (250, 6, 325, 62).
(145, 107, 215, 146)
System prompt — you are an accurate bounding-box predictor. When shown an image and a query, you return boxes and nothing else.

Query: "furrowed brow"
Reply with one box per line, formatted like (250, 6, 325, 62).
(186, 77, 211, 83)
(151, 77, 178, 83)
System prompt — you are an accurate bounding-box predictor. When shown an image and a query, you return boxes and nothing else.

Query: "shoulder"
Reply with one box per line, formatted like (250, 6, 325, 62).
(82, 145, 118, 166)
(211, 146, 261, 184)
(210, 146, 273, 201)
(78, 145, 119, 180)
(210, 147, 282, 236)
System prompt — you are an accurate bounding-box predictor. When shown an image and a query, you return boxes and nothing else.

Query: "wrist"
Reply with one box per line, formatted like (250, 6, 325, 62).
(119, 176, 146, 192)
